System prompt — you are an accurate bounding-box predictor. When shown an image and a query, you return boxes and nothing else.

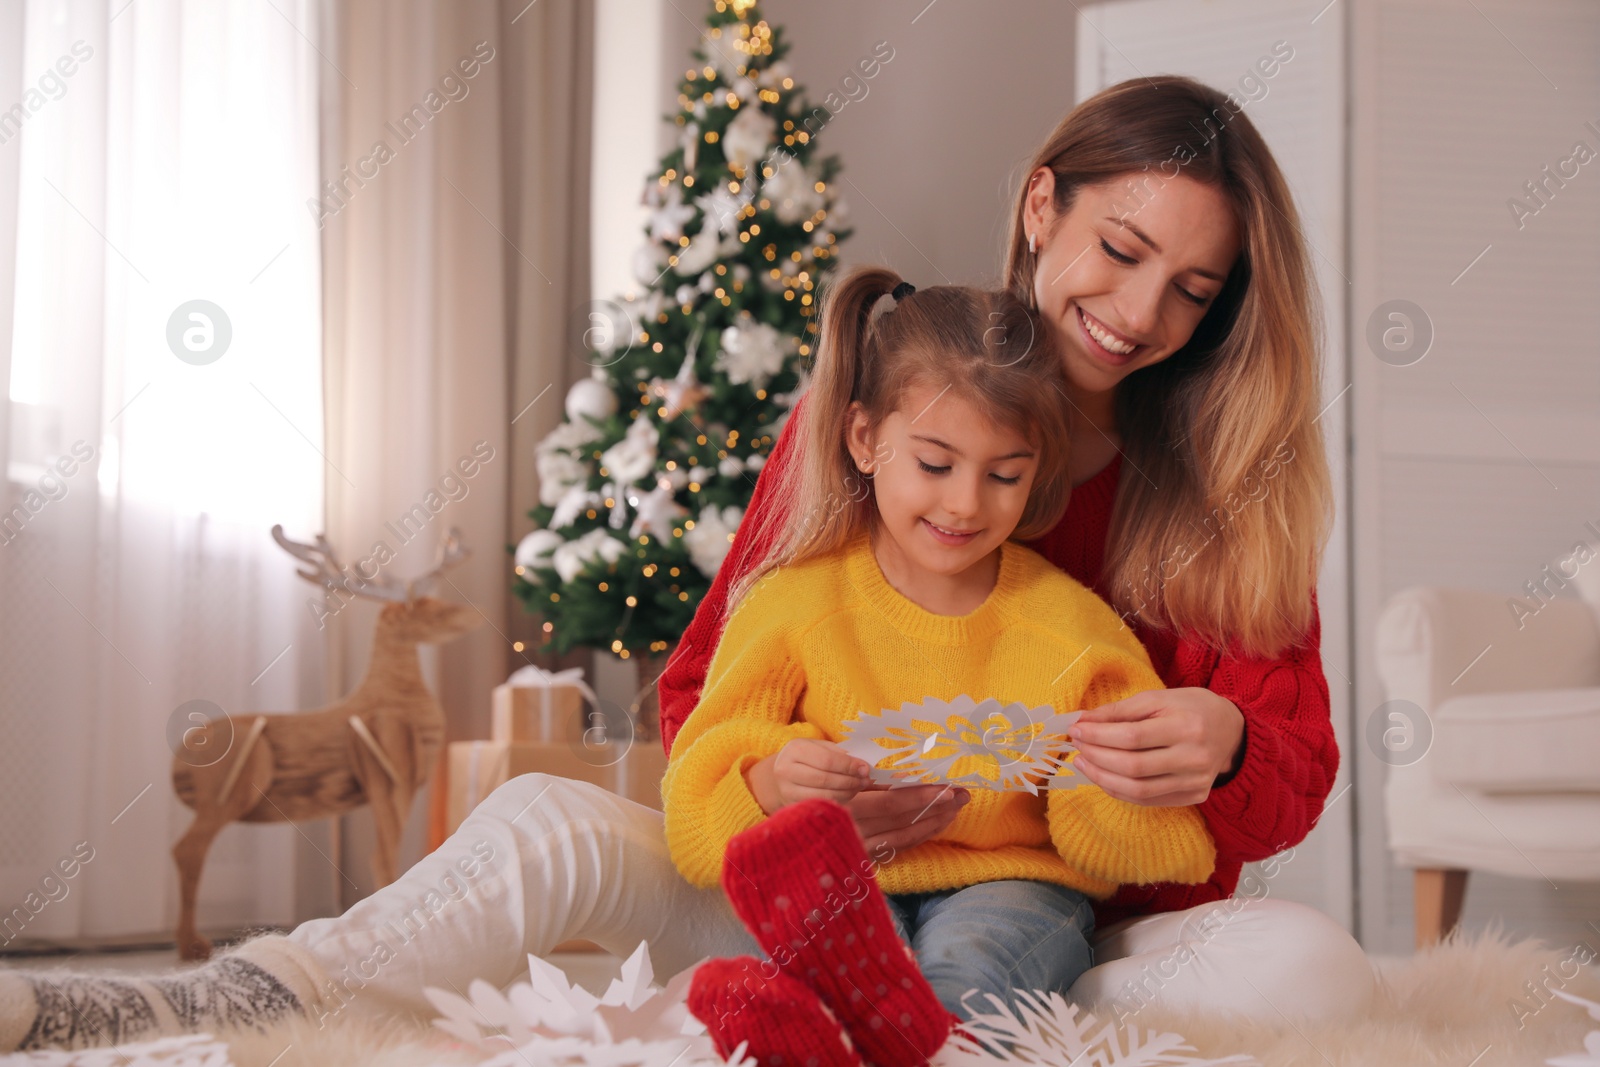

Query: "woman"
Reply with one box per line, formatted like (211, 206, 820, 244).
(0, 75, 1373, 1052)
(661, 72, 1367, 1022)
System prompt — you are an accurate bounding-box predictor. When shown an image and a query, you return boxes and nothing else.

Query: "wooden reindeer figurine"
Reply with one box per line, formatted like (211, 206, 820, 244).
(170, 526, 481, 960)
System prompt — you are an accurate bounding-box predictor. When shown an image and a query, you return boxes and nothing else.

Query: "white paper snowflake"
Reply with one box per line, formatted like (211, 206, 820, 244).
(933, 989, 1258, 1067)
(425, 943, 751, 1067)
(835, 695, 1089, 794)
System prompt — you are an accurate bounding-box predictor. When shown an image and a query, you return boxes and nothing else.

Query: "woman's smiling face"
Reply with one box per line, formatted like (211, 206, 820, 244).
(1023, 169, 1242, 398)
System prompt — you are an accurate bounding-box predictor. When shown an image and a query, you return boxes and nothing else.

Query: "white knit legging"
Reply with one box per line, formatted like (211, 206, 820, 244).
(287, 774, 1375, 1025)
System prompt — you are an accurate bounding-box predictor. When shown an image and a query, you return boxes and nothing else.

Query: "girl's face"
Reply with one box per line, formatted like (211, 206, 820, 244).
(846, 383, 1039, 581)
(1023, 170, 1241, 398)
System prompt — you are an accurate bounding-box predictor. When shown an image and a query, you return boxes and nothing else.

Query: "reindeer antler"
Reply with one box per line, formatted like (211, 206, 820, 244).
(271, 525, 409, 603)
(406, 526, 472, 600)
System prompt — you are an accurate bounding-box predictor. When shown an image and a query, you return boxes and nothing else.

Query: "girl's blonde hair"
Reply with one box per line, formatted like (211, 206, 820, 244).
(729, 265, 1072, 612)
(1004, 75, 1332, 657)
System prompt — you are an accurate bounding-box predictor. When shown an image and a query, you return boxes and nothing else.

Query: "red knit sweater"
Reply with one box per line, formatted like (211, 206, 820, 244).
(657, 405, 1338, 927)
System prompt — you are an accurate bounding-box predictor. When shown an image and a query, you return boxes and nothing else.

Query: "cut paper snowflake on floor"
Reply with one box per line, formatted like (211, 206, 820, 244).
(932, 989, 1259, 1067)
(422, 941, 1252, 1067)
(424, 942, 751, 1067)
(1547, 988, 1600, 1066)
(836, 695, 1089, 794)
(6, 1033, 234, 1067)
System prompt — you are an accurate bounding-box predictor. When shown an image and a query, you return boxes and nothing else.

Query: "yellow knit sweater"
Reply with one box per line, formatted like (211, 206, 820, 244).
(662, 532, 1217, 899)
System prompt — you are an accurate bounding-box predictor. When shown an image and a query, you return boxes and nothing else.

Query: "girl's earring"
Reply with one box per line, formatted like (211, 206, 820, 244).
(1027, 232, 1037, 254)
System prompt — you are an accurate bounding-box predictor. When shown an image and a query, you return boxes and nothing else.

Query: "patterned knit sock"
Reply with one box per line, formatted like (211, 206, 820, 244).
(721, 799, 956, 1067)
(688, 956, 862, 1067)
(0, 934, 329, 1051)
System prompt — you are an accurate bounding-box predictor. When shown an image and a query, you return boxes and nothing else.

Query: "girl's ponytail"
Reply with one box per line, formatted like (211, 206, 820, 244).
(727, 267, 903, 612)
(801, 265, 903, 489)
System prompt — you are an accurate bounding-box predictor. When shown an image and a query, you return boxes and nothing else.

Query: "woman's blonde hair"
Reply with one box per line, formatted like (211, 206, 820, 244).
(729, 265, 1072, 612)
(1004, 75, 1332, 658)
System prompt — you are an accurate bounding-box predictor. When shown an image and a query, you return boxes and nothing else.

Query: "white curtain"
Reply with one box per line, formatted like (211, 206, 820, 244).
(319, 0, 592, 897)
(0, 0, 326, 941)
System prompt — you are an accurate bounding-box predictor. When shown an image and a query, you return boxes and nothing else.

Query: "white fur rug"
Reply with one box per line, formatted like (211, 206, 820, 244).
(16, 928, 1600, 1067)
(1120, 926, 1600, 1067)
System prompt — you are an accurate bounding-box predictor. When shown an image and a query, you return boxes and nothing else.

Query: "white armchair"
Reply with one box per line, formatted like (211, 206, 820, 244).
(1374, 586, 1600, 948)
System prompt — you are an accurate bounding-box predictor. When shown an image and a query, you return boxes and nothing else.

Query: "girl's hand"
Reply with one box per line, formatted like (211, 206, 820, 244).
(847, 783, 970, 854)
(745, 739, 873, 814)
(1068, 688, 1245, 807)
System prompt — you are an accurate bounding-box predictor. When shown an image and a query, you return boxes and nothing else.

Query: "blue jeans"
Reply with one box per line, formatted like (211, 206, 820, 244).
(885, 880, 1096, 1018)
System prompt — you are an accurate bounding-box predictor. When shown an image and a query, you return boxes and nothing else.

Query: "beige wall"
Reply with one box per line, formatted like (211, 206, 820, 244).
(658, 1, 1078, 287)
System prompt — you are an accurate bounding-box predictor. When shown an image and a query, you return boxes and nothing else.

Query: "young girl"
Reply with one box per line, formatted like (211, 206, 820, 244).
(661, 265, 1217, 1048)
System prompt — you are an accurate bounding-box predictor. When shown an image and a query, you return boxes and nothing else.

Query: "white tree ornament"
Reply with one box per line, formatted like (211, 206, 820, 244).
(704, 31, 748, 80)
(601, 415, 661, 487)
(756, 59, 791, 90)
(684, 503, 743, 577)
(835, 695, 1090, 794)
(516, 528, 566, 575)
(717, 316, 793, 390)
(538, 416, 603, 455)
(553, 528, 627, 584)
(647, 183, 697, 244)
(550, 484, 604, 530)
(674, 226, 721, 277)
(565, 378, 618, 423)
(536, 447, 593, 508)
(762, 157, 824, 224)
(633, 241, 668, 287)
(721, 105, 776, 171)
(629, 484, 689, 543)
(697, 183, 754, 237)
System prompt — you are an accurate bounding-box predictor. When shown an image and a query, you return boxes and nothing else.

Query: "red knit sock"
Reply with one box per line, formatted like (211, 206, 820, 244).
(720, 799, 956, 1067)
(688, 957, 861, 1067)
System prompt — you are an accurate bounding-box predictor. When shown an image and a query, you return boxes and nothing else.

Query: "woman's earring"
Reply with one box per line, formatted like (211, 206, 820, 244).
(1027, 232, 1037, 254)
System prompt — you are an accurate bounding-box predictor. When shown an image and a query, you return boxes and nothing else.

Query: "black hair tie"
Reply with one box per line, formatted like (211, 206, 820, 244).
(891, 281, 916, 302)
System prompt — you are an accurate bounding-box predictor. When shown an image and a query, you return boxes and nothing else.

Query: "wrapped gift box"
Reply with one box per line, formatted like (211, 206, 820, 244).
(446, 738, 668, 835)
(447, 740, 607, 833)
(619, 737, 668, 809)
(491, 681, 586, 743)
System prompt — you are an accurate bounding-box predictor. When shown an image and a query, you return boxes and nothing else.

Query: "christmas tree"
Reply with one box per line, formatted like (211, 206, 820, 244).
(512, 0, 850, 661)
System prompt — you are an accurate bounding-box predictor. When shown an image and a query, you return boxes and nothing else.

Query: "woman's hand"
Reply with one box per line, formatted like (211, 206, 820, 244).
(846, 783, 969, 854)
(745, 739, 873, 814)
(1068, 688, 1245, 806)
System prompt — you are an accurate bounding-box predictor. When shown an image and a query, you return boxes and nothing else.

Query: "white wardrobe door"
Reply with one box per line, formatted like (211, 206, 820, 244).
(1076, 0, 1354, 930)
(1351, 0, 1600, 953)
